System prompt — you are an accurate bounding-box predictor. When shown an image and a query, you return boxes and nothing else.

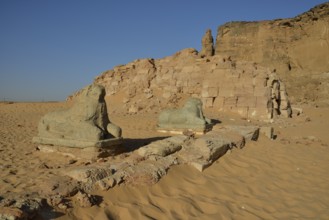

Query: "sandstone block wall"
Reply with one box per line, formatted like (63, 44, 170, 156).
(90, 48, 291, 120)
(214, 2, 329, 104)
(65, 3, 329, 117)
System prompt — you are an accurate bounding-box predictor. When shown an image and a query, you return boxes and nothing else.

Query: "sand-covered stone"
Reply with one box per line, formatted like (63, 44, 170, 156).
(157, 98, 213, 134)
(0, 198, 42, 220)
(178, 128, 246, 171)
(137, 135, 188, 158)
(33, 84, 123, 157)
(177, 125, 259, 171)
(220, 125, 260, 141)
(260, 126, 274, 139)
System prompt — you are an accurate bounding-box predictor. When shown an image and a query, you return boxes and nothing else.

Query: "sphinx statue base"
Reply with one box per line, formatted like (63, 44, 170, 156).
(34, 137, 123, 160)
(157, 124, 213, 135)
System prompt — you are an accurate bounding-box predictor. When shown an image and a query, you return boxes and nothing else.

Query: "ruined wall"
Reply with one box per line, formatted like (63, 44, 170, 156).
(67, 3, 329, 117)
(90, 48, 291, 120)
(216, 3, 329, 74)
(215, 2, 329, 103)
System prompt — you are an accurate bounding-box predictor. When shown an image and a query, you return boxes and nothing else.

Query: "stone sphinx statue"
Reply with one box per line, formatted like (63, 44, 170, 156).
(33, 84, 122, 149)
(158, 98, 212, 134)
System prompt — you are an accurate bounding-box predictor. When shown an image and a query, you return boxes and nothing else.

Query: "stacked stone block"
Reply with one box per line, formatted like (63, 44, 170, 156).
(92, 49, 292, 121)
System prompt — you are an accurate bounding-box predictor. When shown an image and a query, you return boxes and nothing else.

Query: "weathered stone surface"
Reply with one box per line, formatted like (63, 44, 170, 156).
(35, 143, 123, 162)
(123, 156, 178, 185)
(215, 3, 329, 104)
(64, 155, 178, 189)
(65, 167, 114, 183)
(88, 56, 292, 121)
(179, 138, 230, 171)
(0, 198, 43, 220)
(178, 129, 245, 171)
(200, 29, 214, 57)
(260, 126, 274, 139)
(0, 207, 26, 220)
(74, 191, 96, 208)
(34, 137, 122, 149)
(220, 125, 260, 141)
(33, 84, 123, 153)
(158, 98, 212, 133)
(291, 106, 303, 116)
(137, 135, 188, 158)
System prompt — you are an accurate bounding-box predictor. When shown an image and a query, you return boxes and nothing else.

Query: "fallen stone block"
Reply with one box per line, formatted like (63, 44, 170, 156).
(260, 126, 274, 139)
(178, 124, 263, 172)
(221, 125, 260, 141)
(291, 106, 303, 116)
(74, 191, 96, 208)
(0, 207, 27, 220)
(0, 198, 43, 220)
(178, 134, 232, 172)
(65, 167, 114, 183)
(122, 156, 178, 185)
(208, 129, 245, 149)
(137, 135, 188, 158)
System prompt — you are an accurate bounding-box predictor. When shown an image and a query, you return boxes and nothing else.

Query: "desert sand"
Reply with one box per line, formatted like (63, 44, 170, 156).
(1, 101, 329, 219)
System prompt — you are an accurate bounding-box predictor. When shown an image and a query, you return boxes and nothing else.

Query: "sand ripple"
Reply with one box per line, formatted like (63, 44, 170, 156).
(1, 102, 329, 220)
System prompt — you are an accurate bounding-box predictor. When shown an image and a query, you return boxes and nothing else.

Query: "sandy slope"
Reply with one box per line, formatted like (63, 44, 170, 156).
(1, 102, 329, 219)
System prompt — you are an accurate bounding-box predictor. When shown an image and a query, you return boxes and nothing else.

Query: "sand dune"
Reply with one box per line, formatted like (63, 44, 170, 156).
(69, 136, 329, 219)
(1, 102, 329, 219)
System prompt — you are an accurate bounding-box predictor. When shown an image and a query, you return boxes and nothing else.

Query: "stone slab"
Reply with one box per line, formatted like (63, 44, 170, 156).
(178, 134, 232, 172)
(220, 125, 260, 141)
(157, 123, 214, 135)
(178, 129, 246, 171)
(33, 136, 123, 148)
(137, 135, 188, 158)
(36, 142, 124, 160)
(260, 126, 274, 139)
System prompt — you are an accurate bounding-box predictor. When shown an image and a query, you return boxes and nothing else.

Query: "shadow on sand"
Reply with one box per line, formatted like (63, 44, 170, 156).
(123, 136, 170, 152)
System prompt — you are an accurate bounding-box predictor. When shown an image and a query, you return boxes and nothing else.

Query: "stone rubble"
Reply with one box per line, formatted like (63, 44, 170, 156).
(0, 197, 43, 220)
(53, 125, 260, 195)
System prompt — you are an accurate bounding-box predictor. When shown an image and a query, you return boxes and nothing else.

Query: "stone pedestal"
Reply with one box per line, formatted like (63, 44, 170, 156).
(33, 84, 124, 159)
(35, 137, 123, 160)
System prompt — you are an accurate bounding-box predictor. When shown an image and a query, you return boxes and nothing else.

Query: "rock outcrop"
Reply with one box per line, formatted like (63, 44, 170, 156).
(200, 29, 214, 57)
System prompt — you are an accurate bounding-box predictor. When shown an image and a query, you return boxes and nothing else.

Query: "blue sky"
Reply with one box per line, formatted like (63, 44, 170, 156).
(0, 0, 327, 101)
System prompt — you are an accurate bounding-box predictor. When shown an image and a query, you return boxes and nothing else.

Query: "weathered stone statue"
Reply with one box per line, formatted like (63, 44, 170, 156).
(157, 98, 212, 134)
(33, 84, 122, 153)
(200, 29, 214, 57)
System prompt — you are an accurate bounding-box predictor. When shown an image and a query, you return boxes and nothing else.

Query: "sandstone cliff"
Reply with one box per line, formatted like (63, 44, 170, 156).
(215, 2, 329, 104)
